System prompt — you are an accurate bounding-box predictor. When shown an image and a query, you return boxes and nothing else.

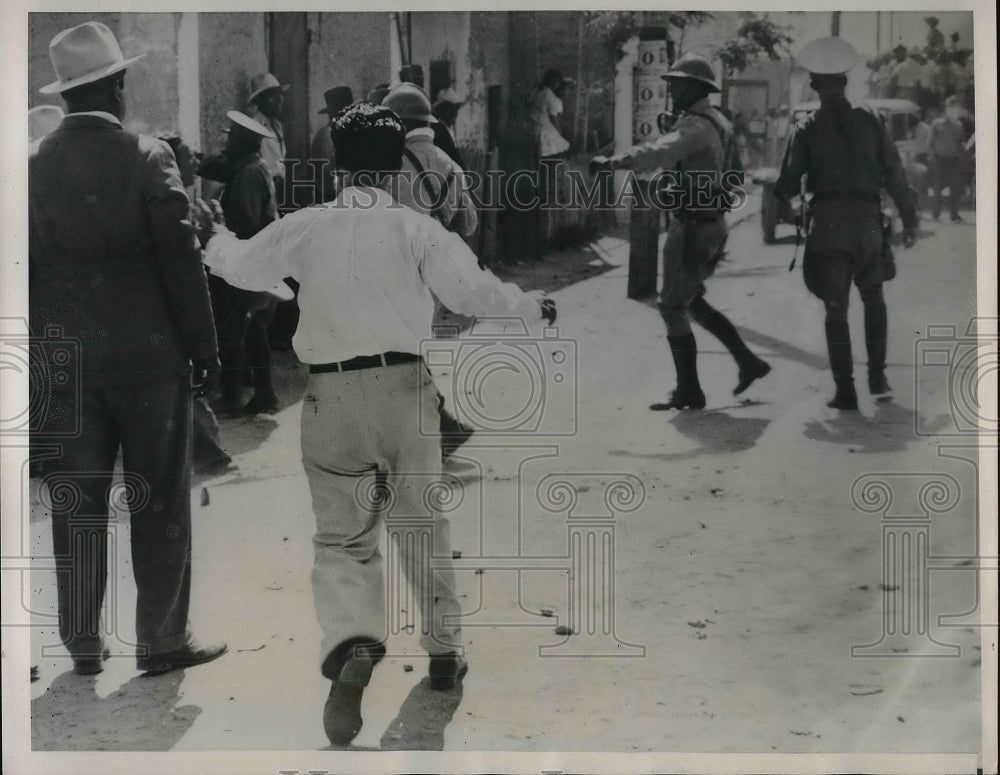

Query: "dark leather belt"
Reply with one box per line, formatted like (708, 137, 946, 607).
(811, 191, 880, 203)
(309, 351, 421, 374)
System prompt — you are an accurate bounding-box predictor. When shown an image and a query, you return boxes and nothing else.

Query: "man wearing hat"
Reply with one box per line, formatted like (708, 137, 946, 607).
(194, 101, 554, 746)
(246, 72, 289, 195)
(775, 37, 918, 411)
(29, 21, 226, 675)
(431, 87, 466, 168)
(28, 104, 65, 147)
(366, 82, 391, 106)
(928, 94, 969, 222)
(310, 86, 354, 204)
(925, 17, 945, 51)
(200, 111, 281, 415)
(383, 83, 478, 237)
(590, 52, 771, 411)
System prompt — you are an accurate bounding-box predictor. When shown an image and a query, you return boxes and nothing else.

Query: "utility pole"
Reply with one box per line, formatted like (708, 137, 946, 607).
(831, 11, 841, 36)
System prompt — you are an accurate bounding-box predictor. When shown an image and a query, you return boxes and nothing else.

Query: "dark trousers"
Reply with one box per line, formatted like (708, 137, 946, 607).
(930, 154, 964, 218)
(211, 278, 276, 404)
(46, 377, 194, 658)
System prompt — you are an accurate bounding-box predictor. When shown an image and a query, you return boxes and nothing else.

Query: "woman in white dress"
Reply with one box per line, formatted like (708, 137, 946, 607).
(529, 69, 572, 159)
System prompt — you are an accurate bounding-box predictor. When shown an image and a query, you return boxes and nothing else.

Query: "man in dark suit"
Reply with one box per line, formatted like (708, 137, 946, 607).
(431, 88, 466, 169)
(29, 21, 227, 675)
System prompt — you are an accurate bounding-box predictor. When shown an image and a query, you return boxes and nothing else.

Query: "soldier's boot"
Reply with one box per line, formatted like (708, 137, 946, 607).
(862, 287, 892, 399)
(651, 334, 706, 411)
(825, 320, 858, 411)
(689, 297, 771, 395)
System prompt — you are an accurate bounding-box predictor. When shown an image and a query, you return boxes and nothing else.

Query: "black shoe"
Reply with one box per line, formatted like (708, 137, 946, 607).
(868, 373, 893, 400)
(650, 388, 706, 411)
(324, 650, 378, 745)
(137, 640, 227, 675)
(827, 384, 859, 411)
(428, 653, 469, 691)
(734, 359, 771, 395)
(72, 645, 110, 676)
(242, 394, 279, 415)
(951, 213, 963, 223)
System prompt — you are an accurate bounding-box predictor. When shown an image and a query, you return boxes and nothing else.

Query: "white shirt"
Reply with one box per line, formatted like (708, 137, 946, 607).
(204, 185, 541, 364)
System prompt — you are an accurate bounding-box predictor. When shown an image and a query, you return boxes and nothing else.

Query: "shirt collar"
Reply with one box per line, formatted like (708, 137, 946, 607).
(406, 127, 434, 140)
(68, 110, 123, 127)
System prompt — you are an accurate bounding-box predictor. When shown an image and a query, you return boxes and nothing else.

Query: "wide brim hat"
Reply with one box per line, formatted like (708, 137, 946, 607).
(28, 104, 66, 142)
(225, 110, 276, 139)
(40, 21, 145, 95)
(433, 87, 464, 108)
(796, 36, 860, 75)
(248, 72, 290, 103)
(319, 86, 354, 115)
(382, 83, 438, 123)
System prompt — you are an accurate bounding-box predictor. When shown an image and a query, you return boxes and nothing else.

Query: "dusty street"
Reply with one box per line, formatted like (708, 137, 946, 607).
(25, 192, 985, 761)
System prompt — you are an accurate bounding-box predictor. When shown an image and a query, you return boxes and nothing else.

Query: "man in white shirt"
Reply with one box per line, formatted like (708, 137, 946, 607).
(196, 102, 555, 746)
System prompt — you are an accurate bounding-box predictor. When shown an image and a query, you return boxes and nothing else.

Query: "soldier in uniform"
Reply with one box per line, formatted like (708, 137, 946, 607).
(591, 53, 771, 410)
(774, 37, 918, 411)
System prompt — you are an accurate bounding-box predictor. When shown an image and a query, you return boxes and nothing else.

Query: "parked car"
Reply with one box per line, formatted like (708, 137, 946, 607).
(751, 98, 922, 243)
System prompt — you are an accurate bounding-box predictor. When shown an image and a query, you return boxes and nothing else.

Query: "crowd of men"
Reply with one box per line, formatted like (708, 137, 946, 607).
(28, 20, 552, 745)
(26, 18, 961, 748)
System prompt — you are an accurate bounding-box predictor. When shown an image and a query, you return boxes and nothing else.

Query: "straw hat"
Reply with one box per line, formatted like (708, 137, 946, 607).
(225, 110, 276, 139)
(248, 72, 290, 104)
(39, 21, 145, 95)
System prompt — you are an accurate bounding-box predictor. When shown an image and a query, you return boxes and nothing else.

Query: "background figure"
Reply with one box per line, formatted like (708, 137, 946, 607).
(201, 110, 280, 414)
(431, 87, 466, 168)
(28, 104, 64, 145)
(774, 37, 918, 411)
(245, 72, 289, 202)
(366, 83, 391, 105)
(529, 68, 572, 160)
(310, 86, 353, 205)
(398, 63, 425, 89)
(924, 16, 945, 51)
(161, 135, 235, 475)
(928, 95, 968, 222)
(29, 21, 226, 674)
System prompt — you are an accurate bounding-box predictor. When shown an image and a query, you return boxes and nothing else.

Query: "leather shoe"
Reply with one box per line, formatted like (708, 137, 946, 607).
(324, 649, 378, 745)
(73, 645, 111, 676)
(650, 388, 706, 411)
(827, 384, 859, 411)
(137, 640, 227, 675)
(734, 359, 771, 395)
(428, 652, 469, 691)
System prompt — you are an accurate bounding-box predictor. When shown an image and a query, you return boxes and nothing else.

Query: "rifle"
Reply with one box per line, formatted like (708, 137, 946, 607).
(788, 178, 810, 272)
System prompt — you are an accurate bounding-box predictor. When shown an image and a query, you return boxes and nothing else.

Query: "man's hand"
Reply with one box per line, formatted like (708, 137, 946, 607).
(192, 198, 226, 249)
(191, 355, 221, 396)
(589, 155, 613, 176)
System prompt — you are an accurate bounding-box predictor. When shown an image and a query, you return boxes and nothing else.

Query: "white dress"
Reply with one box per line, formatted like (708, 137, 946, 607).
(531, 86, 570, 158)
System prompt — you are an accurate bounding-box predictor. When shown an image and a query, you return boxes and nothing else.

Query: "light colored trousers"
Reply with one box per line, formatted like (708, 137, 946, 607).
(300, 362, 463, 674)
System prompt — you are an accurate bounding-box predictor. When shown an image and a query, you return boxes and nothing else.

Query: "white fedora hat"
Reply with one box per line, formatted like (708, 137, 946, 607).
(248, 72, 290, 104)
(40, 21, 145, 95)
(225, 110, 277, 139)
(28, 104, 66, 142)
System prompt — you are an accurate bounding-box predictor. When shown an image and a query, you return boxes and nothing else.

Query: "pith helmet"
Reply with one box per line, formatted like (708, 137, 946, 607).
(797, 37, 860, 75)
(661, 52, 720, 92)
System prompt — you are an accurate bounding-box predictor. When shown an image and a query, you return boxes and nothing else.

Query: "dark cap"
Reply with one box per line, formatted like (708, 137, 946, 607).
(319, 86, 354, 115)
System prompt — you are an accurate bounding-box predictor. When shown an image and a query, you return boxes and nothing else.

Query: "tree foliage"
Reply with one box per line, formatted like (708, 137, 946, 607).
(714, 17, 794, 73)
